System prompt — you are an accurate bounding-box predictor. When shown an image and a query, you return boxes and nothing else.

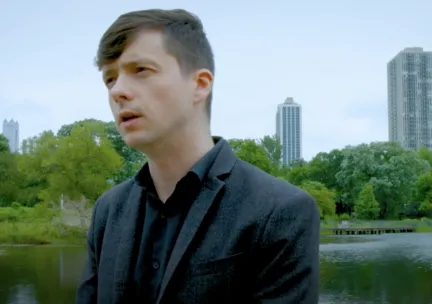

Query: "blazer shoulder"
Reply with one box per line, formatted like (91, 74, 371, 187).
(92, 178, 135, 219)
(234, 160, 317, 214)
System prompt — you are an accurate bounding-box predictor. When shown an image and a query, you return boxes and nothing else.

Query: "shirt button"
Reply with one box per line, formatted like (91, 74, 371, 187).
(152, 261, 160, 269)
(160, 213, 166, 219)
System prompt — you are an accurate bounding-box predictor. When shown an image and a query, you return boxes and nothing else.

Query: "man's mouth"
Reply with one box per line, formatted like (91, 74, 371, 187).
(121, 115, 139, 122)
(119, 110, 142, 124)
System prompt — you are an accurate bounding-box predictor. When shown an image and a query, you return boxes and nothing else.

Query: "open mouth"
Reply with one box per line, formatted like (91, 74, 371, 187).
(122, 115, 139, 122)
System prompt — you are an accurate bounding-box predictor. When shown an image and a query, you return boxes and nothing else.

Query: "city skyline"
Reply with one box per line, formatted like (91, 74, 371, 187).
(387, 47, 432, 151)
(2, 1, 431, 160)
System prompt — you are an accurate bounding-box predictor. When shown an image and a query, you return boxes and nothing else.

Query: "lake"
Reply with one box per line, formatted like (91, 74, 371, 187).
(1, 233, 431, 304)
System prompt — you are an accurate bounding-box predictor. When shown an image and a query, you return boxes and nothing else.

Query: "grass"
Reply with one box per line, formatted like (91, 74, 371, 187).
(0, 206, 88, 245)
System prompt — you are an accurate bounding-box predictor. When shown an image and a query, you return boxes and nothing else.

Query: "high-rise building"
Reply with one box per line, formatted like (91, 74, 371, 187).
(2, 119, 19, 153)
(387, 47, 432, 151)
(276, 97, 302, 165)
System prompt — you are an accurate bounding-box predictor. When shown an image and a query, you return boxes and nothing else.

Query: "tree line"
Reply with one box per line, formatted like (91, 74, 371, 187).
(1, 118, 432, 220)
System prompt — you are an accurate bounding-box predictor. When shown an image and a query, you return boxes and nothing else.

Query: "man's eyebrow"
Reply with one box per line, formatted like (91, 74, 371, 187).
(102, 68, 116, 79)
(121, 58, 161, 69)
(102, 58, 161, 77)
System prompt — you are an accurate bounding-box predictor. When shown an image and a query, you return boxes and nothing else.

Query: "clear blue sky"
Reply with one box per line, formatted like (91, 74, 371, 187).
(1, 0, 431, 159)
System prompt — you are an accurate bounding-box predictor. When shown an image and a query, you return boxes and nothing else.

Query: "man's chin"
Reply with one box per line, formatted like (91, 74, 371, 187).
(122, 133, 154, 150)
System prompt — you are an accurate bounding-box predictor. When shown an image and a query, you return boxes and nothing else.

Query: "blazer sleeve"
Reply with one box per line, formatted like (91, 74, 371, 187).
(75, 200, 100, 304)
(253, 191, 321, 304)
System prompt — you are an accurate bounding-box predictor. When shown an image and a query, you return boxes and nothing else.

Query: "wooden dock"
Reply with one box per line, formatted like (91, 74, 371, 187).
(324, 227, 415, 235)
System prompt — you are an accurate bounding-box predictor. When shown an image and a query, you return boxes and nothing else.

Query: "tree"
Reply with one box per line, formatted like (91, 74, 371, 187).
(355, 183, 380, 220)
(58, 119, 146, 183)
(228, 139, 273, 174)
(300, 181, 335, 219)
(413, 172, 432, 217)
(105, 121, 146, 183)
(285, 163, 311, 186)
(336, 142, 429, 218)
(0, 152, 21, 206)
(0, 134, 9, 153)
(418, 146, 432, 167)
(40, 123, 122, 205)
(308, 149, 343, 191)
(258, 135, 282, 172)
(16, 131, 58, 206)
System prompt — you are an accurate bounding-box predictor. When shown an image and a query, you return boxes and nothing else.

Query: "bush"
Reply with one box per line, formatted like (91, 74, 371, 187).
(338, 213, 351, 220)
(0, 206, 87, 244)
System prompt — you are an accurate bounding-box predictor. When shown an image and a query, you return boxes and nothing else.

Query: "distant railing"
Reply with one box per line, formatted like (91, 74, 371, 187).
(321, 218, 432, 230)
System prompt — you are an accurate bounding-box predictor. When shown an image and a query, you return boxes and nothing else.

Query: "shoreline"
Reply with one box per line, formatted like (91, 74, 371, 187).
(1, 220, 431, 246)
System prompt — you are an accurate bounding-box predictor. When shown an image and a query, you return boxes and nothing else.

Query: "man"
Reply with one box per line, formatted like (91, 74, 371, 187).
(76, 8, 320, 304)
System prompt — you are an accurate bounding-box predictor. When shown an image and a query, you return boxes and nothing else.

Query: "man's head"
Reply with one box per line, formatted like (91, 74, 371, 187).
(97, 9, 215, 150)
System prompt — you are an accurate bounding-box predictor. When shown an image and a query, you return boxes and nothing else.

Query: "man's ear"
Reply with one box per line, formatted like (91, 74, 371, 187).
(193, 69, 213, 105)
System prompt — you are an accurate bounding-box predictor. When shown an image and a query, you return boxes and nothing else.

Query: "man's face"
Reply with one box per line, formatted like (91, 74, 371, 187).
(102, 30, 206, 150)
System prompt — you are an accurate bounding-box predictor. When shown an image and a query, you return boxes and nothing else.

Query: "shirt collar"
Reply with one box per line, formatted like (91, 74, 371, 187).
(135, 136, 225, 189)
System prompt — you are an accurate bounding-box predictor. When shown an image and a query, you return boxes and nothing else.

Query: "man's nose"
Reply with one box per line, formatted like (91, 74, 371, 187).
(110, 75, 133, 104)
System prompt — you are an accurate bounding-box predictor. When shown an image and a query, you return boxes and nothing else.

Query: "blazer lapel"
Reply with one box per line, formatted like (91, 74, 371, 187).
(112, 182, 144, 301)
(156, 139, 238, 304)
(156, 177, 224, 304)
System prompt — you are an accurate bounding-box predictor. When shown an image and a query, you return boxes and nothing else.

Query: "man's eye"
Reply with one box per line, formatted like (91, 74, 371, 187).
(105, 77, 116, 87)
(136, 67, 150, 73)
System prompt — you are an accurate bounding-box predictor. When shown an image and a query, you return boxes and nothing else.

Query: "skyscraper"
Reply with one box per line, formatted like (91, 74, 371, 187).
(276, 97, 302, 165)
(2, 119, 20, 153)
(387, 47, 432, 151)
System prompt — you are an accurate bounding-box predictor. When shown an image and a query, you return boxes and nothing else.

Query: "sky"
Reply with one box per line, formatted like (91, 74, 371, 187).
(1, 0, 431, 160)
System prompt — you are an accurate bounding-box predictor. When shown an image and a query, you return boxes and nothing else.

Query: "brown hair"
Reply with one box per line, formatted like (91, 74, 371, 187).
(96, 9, 215, 119)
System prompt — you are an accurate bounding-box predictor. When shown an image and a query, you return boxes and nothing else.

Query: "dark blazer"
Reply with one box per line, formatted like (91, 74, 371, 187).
(75, 140, 320, 304)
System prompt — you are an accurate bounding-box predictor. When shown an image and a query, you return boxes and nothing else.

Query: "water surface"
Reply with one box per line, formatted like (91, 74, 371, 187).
(320, 233, 432, 304)
(0, 233, 431, 303)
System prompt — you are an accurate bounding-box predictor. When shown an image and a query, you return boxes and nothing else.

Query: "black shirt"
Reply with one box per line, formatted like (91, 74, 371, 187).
(133, 140, 223, 302)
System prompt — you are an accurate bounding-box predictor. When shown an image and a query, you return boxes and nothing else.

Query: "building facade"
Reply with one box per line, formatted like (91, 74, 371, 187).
(2, 119, 19, 153)
(276, 97, 302, 165)
(388, 47, 432, 150)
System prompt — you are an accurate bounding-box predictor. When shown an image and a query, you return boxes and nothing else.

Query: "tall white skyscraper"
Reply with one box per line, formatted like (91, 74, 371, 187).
(276, 97, 302, 165)
(388, 47, 432, 150)
(2, 119, 20, 153)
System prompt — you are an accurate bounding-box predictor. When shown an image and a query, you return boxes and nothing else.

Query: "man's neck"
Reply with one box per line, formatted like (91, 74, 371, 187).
(145, 129, 215, 202)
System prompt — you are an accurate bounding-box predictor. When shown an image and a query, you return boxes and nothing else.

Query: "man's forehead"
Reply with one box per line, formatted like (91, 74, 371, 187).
(101, 33, 166, 73)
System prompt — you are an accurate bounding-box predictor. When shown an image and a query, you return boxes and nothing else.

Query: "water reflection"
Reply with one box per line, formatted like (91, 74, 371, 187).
(0, 234, 431, 303)
(0, 246, 86, 304)
(320, 233, 432, 304)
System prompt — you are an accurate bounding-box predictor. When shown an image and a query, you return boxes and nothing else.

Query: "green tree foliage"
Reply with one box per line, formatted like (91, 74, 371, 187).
(17, 131, 58, 206)
(300, 181, 335, 219)
(57, 119, 146, 183)
(0, 153, 21, 206)
(105, 121, 146, 183)
(39, 124, 122, 205)
(3, 121, 123, 207)
(284, 160, 310, 185)
(0, 134, 9, 153)
(259, 135, 282, 167)
(228, 138, 273, 174)
(413, 172, 432, 217)
(3, 118, 432, 221)
(308, 149, 343, 191)
(355, 183, 380, 220)
(336, 142, 429, 218)
(418, 146, 432, 167)
(0, 134, 21, 206)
